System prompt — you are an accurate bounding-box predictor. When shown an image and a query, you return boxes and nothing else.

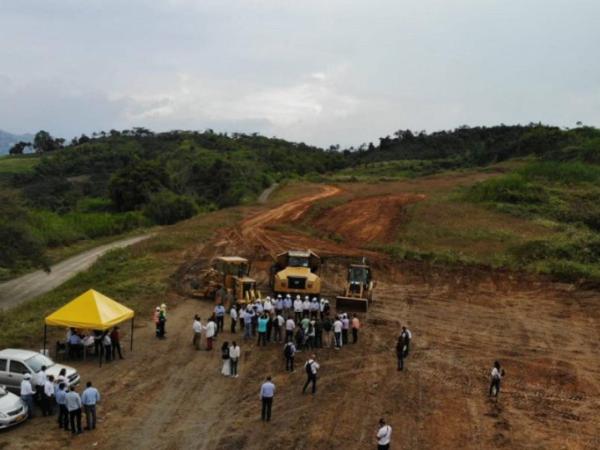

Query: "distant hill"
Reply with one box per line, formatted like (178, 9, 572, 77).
(0, 130, 34, 154)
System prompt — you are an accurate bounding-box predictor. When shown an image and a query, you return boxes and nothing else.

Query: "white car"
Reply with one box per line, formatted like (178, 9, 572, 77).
(0, 349, 80, 394)
(0, 385, 28, 429)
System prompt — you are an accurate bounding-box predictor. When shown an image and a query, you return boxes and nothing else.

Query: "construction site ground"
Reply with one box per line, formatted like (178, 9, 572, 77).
(6, 173, 600, 450)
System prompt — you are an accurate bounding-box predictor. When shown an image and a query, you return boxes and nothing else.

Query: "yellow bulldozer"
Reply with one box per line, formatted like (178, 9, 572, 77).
(335, 263, 374, 312)
(271, 250, 321, 298)
(191, 256, 259, 305)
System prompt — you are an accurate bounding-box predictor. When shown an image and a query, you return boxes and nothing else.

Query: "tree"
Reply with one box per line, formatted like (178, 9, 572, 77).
(8, 141, 31, 155)
(33, 130, 63, 153)
(108, 161, 170, 211)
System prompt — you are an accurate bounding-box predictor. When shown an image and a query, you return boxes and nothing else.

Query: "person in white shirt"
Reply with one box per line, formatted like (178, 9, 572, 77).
(192, 315, 202, 350)
(401, 326, 412, 357)
(263, 297, 273, 313)
(285, 317, 296, 342)
(230, 305, 239, 334)
(302, 354, 320, 395)
(333, 317, 343, 349)
(489, 361, 505, 398)
(102, 333, 112, 362)
(293, 296, 303, 322)
(205, 318, 216, 351)
(283, 295, 292, 314)
(42, 374, 55, 416)
(20, 373, 35, 418)
(376, 418, 392, 450)
(302, 297, 311, 318)
(229, 341, 241, 377)
(274, 314, 285, 342)
(34, 366, 47, 403)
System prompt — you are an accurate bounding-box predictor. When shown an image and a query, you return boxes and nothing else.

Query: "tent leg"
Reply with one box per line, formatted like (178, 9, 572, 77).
(130, 318, 134, 351)
(43, 325, 47, 355)
(99, 339, 103, 368)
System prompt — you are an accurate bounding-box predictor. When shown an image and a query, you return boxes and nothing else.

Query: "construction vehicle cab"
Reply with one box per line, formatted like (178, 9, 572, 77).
(202, 256, 259, 305)
(336, 263, 374, 312)
(271, 250, 321, 298)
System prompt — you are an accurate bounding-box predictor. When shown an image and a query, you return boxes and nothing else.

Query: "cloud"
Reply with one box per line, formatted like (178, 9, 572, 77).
(122, 68, 359, 136)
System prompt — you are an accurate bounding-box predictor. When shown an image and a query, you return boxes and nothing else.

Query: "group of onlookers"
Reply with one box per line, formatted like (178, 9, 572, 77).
(65, 327, 123, 362)
(20, 368, 101, 435)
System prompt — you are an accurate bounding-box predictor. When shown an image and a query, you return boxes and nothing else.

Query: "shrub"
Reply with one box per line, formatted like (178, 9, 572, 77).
(467, 174, 548, 204)
(143, 191, 197, 225)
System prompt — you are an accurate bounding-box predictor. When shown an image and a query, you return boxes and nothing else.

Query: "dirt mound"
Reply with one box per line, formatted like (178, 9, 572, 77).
(312, 193, 425, 245)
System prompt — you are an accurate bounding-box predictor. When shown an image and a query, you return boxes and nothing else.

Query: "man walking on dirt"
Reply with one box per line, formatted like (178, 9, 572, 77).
(376, 418, 392, 450)
(489, 361, 505, 398)
(192, 315, 202, 350)
(401, 326, 412, 357)
(302, 354, 320, 395)
(260, 376, 275, 422)
(396, 334, 407, 371)
(284, 340, 296, 372)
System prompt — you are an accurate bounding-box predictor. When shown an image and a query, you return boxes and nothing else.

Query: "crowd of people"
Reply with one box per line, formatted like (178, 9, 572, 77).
(20, 368, 101, 435)
(64, 327, 124, 362)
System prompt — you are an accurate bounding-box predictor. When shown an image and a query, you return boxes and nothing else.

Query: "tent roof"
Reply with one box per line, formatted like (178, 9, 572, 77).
(45, 289, 134, 330)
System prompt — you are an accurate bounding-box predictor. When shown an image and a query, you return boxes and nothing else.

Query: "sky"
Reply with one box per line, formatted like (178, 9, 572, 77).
(1, 0, 599, 147)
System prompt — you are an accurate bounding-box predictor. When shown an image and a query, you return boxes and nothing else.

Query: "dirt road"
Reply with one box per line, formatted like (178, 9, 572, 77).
(6, 184, 600, 450)
(0, 234, 151, 310)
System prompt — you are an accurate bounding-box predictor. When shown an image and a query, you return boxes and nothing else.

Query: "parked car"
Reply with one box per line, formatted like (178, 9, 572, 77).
(0, 349, 80, 394)
(0, 385, 28, 429)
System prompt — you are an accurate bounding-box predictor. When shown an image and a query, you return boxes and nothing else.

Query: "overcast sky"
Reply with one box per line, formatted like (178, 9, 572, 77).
(1, 0, 599, 147)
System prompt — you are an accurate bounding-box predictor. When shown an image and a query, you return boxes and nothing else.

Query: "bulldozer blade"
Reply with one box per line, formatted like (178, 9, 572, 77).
(336, 295, 369, 313)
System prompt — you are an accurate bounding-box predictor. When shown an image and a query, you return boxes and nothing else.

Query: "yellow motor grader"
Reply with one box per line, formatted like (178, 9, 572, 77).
(191, 256, 259, 305)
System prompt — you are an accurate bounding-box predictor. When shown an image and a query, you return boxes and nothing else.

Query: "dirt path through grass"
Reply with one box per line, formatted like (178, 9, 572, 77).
(0, 234, 152, 309)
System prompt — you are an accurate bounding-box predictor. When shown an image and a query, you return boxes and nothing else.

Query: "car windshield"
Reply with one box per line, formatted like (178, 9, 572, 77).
(25, 354, 55, 372)
(288, 256, 309, 268)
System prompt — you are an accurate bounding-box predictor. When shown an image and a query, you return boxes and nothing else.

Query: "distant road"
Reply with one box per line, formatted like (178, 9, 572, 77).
(258, 183, 279, 204)
(0, 234, 151, 310)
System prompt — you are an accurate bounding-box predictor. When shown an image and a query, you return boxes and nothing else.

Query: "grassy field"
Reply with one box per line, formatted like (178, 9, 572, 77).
(298, 162, 600, 282)
(0, 155, 39, 185)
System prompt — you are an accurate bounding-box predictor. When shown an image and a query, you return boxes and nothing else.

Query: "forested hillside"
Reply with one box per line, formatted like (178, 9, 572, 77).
(1, 124, 599, 279)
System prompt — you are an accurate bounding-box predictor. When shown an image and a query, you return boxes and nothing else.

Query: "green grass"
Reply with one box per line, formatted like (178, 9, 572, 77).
(0, 207, 241, 348)
(0, 155, 40, 184)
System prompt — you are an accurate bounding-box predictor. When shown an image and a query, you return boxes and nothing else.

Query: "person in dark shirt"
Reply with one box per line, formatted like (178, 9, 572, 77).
(110, 326, 124, 360)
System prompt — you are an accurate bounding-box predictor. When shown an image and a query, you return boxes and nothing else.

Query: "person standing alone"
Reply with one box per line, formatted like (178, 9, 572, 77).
(489, 361, 505, 398)
(302, 354, 320, 395)
(376, 418, 392, 450)
(260, 376, 275, 422)
(229, 342, 240, 377)
(81, 381, 100, 430)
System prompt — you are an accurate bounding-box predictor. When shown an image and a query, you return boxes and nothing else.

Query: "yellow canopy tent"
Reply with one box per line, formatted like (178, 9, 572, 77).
(44, 289, 135, 362)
